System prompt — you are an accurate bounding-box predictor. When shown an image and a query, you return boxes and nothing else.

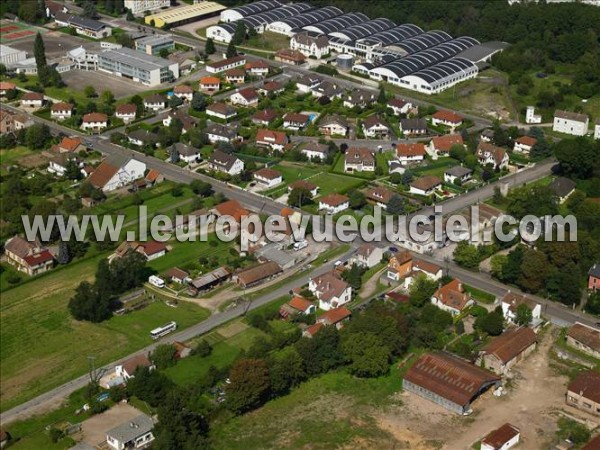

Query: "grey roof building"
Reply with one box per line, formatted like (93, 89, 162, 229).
(98, 47, 179, 86)
(106, 414, 155, 450)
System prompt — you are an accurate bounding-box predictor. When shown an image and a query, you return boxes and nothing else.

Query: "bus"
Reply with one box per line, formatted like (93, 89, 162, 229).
(150, 321, 177, 340)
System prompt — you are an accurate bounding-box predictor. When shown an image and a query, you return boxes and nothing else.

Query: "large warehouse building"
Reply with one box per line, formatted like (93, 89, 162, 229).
(145, 2, 226, 28)
(213, 2, 508, 94)
(98, 47, 179, 86)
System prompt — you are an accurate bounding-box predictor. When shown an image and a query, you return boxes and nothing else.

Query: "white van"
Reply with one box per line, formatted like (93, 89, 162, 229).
(293, 240, 308, 251)
(149, 275, 165, 288)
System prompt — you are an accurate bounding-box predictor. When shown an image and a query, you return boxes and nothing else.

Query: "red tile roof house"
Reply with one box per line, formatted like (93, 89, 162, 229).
(409, 175, 442, 196)
(200, 76, 221, 92)
(258, 80, 284, 97)
(53, 136, 86, 153)
(230, 87, 259, 107)
(80, 112, 108, 132)
(588, 263, 600, 290)
(255, 129, 289, 152)
(0, 81, 17, 96)
(252, 109, 278, 126)
(566, 370, 600, 416)
(212, 199, 250, 224)
(225, 68, 246, 84)
(500, 292, 542, 325)
(50, 102, 74, 120)
(427, 134, 464, 159)
(396, 142, 426, 163)
(566, 322, 600, 359)
(21, 91, 44, 108)
(481, 423, 521, 450)
(308, 271, 352, 311)
(4, 235, 54, 276)
(303, 322, 325, 338)
(115, 354, 155, 381)
(245, 60, 270, 76)
(253, 167, 283, 188)
(206, 102, 237, 121)
(283, 112, 310, 130)
(402, 352, 501, 415)
(113, 240, 167, 261)
(430, 278, 474, 316)
(318, 193, 350, 215)
(431, 109, 463, 128)
(582, 434, 600, 450)
(235, 261, 283, 288)
(344, 147, 375, 172)
(362, 116, 390, 138)
(173, 84, 194, 102)
(317, 306, 352, 329)
(288, 179, 319, 197)
(274, 48, 306, 65)
(477, 327, 537, 375)
(164, 267, 190, 284)
(476, 142, 509, 170)
(88, 155, 146, 192)
(366, 186, 394, 210)
(206, 55, 246, 74)
(387, 97, 414, 116)
(115, 103, 137, 123)
(513, 135, 537, 154)
(280, 296, 316, 318)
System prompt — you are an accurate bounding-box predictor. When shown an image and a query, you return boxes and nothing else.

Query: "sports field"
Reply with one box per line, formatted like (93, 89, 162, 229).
(0, 21, 39, 42)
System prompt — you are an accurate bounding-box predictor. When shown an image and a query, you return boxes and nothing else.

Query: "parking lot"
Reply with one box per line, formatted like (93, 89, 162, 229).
(60, 69, 149, 99)
(79, 403, 148, 447)
(6, 28, 99, 59)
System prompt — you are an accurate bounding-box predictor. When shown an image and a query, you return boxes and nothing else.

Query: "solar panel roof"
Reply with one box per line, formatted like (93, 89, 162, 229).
(407, 57, 477, 84)
(278, 6, 343, 30)
(391, 30, 452, 54)
(329, 18, 396, 41)
(243, 3, 312, 28)
(229, 0, 282, 17)
(359, 24, 423, 47)
(302, 12, 369, 35)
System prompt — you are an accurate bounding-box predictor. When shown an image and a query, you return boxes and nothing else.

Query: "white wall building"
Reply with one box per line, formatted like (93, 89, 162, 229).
(525, 105, 542, 124)
(88, 156, 146, 192)
(290, 33, 330, 59)
(0, 45, 27, 66)
(106, 414, 155, 450)
(98, 47, 179, 87)
(553, 110, 589, 136)
(125, 0, 170, 15)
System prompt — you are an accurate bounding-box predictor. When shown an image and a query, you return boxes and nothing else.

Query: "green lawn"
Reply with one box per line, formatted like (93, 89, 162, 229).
(311, 172, 366, 196)
(148, 237, 235, 274)
(210, 367, 404, 449)
(0, 254, 209, 412)
(0, 146, 34, 167)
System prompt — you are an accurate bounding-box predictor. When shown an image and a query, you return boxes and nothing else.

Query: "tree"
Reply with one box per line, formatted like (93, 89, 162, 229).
(190, 92, 206, 112)
(84, 85, 97, 98)
(64, 158, 83, 180)
(349, 190, 366, 210)
(151, 344, 177, 370)
(153, 391, 209, 450)
(386, 194, 405, 215)
(194, 340, 212, 357)
(171, 185, 184, 197)
(205, 37, 216, 55)
(226, 41, 237, 59)
(295, 325, 344, 375)
(341, 263, 366, 290)
(554, 137, 598, 180)
(25, 124, 51, 150)
(585, 292, 600, 316)
(68, 281, 112, 322)
(449, 144, 467, 161)
(170, 150, 180, 164)
(33, 32, 47, 73)
(225, 359, 271, 414)
(169, 94, 183, 108)
(82, 1, 97, 18)
(475, 310, 504, 336)
(343, 332, 390, 377)
(453, 241, 480, 269)
(268, 347, 306, 396)
(127, 367, 173, 407)
(288, 187, 312, 207)
(506, 185, 558, 220)
(101, 90, 115, 105)
(409, 274, 438, 307)
(190, 180, 213, 197)
(57, 240, 70, 264)
(232, 21, 246, 45)
(515, 303, 533, 326)
(518, 249, 549, 293)
(159, 48, 170, 58)
(401, 169, 413, 185)
(377, 86, 386, 104)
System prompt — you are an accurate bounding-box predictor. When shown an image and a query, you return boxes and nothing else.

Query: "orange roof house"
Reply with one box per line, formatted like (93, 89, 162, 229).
(431, 278, 473, 315)
(386, 250, 413, 281)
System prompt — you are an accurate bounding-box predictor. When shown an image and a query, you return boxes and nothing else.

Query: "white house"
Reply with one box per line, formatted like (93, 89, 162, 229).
(208, 149, 244, 176)
(513, 135, 537, 154)
(431, 110, 463, 128)
(318, 114, 349, 137)
(127, 129, 158, 148)
(553, 110, 589, 136)
(352, 243, 383, 268)
(81, 112, 108, 132)
(431, 279, 474, 316)
(106, 413, 155, 450)
(308, 271, 352, 311)
(318, 193, 349, 215)
(50, 102, 73, 120)
(48, 154, 82, 177)
(114, 354, 154, 381)
(409, 176, 442, 196)
(115, 104, 137, 123)
(206, 55, 246, 73)
(290, 32, 330, 59)
(296, 74, 322, 93)
(171, 142, 200, 164)
(299, 142, 330, 161)
(427, 134, 464, 159)
(595, 118, 600, 140)
(481, 423, 520, 450)
(387, 98, 414, 116)
(256, 129, 288, 152)
(444, 166, 472, 184)
(344, 147, 375, 172)
(362, 116, 390, 138)
(288, 180, 319, 198)
(253, 167, 283, 188)
(283, 112, 310, 130)
(206, 102, 237, 120)
(200, 76, 221, 92)
(21, 92, 44, 108)
(245, 60, 270, 77)
(476, 142, 509, 170)
(88, 155, 146, 192)
(206, 122, 239, 144)
(173, 84, 194, 102)
(396, 143, 426, 164)
(501, 292, 542, 325)
(143, 94, 167, 112)
(525, 105, 542, 124)
(230, 88, 259, 107)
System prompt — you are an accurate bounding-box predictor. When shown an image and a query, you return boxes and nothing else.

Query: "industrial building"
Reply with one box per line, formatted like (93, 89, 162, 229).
(135, 35, 175, 56)
(145, 2, 226, 28)
(0, 45, 27, 67)
(97, 47, 179, 86)
(124, 0, 170, 16)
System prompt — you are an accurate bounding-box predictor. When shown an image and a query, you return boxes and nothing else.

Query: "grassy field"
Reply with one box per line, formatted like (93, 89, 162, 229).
(148, 236, 235, 274)
(0, 252, 210, 412)
(210, 366, 404, 449)
(244, 31, 290, 52)
(0, 146, 35, 167)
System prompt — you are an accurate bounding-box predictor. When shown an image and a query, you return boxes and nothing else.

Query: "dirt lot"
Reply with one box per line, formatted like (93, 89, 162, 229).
(60, 69, 149, 99)
(7, 29, 100, 59)
(79, 403, 148, 447)
(376, 327, 583, 449)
